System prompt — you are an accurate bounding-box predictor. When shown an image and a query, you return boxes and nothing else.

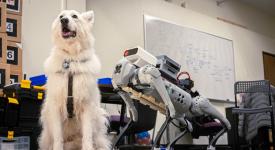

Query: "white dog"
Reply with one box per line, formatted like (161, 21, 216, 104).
(39, 10, 110, 150)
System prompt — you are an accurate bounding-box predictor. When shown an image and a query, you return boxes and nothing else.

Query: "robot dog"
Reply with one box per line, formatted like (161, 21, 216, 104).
(112, 47, 231, 150)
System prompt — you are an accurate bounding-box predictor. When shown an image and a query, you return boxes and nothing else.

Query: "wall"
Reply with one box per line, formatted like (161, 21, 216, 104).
(87, 0, 275, 144)
(87, 0, 275, 79)
(22, 0, 86, 77)
(168, 0, 275, 38)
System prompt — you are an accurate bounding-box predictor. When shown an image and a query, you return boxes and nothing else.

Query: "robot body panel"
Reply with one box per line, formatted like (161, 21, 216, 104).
(164, 80, 192, 115)
(112, 58, 136, 87)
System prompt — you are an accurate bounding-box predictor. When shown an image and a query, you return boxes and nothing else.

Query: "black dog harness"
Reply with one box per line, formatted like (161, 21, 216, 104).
(62, 59, 75, 118)
(67, 73, 74, 118)
(61, 58, 89, 119)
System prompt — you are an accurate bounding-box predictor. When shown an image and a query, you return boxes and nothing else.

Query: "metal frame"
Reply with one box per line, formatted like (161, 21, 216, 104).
(112, 119, 134, 150)
(151, 109, 173, 150)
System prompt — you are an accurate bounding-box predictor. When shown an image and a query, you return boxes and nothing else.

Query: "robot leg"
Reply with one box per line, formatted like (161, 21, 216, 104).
(192, 96, 231, 130)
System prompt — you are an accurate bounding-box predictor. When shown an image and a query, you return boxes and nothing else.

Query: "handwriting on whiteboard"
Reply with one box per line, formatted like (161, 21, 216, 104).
(184, 43, 233, 82)
(145, 15, 235, 101)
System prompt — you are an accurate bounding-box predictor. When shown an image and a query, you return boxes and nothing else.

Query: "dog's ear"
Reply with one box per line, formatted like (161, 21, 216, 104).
(81, 10, 94, 24)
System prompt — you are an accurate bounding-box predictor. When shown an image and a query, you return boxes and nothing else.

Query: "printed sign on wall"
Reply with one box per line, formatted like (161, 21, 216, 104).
(10, 74, 18, 84)
(7, 47, 16, 64)
(10, 70, 21, 84)
(6, 14, 21, 42)
(6, 41, 21, 71)
(6, 0, 22, 15)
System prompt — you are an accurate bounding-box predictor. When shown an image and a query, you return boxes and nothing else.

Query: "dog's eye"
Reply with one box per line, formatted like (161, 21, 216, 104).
(60, 15, 63, 19)
(72, 14, 78, 19)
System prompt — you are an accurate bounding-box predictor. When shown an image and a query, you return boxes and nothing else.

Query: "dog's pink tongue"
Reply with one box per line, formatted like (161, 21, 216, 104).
(63, 32, 71, 36)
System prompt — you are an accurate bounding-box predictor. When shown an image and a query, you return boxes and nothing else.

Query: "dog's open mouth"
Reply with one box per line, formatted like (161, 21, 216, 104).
(62, 27, 76, 39)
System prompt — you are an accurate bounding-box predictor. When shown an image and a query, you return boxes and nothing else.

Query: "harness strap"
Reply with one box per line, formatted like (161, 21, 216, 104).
(67, 73, 74, 118)
(61, 58, 90, 119)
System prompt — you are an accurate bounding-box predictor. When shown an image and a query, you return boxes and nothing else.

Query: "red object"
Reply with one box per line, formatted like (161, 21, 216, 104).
(177, 71, 191, 80)
(124, 50, 129, 57)
(177, 71, 191, 84)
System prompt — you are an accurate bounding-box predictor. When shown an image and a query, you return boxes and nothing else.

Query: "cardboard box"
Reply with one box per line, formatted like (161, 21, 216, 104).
(0, 63, 10, 88)
(0, 2, 7, 33)
(9, 69, 21, 84)
(6, 41, 21, 71)
(6, 0, 22, 16)
(0, 33, 7, 63)
(6, 13, 21, 42)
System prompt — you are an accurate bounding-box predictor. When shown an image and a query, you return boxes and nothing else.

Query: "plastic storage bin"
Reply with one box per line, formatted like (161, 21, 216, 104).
(29, 75, 47, 86)
(0, 136, 30, 150)
(98, 78, 112, 85)
(3, 82, 45, 128)
(1, 80, 45, 150)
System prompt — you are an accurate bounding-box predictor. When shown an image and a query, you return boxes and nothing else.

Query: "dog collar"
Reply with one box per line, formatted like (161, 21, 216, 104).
(55, 58, 90, 74)
(62, 58, 90, 70)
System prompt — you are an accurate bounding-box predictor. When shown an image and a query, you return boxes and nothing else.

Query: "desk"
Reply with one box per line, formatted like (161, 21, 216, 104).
(99, 84, 126, 133)
(99, 84, 124, 104)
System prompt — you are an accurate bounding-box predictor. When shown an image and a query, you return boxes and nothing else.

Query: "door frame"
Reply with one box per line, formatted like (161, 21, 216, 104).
(263, 51, 275, 80)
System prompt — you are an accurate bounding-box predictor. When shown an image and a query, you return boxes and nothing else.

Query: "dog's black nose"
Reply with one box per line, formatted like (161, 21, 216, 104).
(60, 18, 69, 25)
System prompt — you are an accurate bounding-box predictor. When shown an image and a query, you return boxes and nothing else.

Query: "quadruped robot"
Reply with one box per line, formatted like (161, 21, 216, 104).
(112, 47, 231, 150)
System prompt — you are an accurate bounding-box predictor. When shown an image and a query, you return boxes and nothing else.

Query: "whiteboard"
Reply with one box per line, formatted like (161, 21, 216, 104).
(144, 15, 235, 101)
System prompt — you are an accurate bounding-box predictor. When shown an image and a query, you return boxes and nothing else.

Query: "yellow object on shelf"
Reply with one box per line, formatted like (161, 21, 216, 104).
(7, 131, 14, 140)
(8, 97, 19, 105)
(20, 80, 31, 89)
(33, 86, 45, 90)
(38, 92, 43, 100)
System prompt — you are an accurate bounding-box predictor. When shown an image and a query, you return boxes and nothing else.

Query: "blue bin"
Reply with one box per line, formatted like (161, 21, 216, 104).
(29, 75, 47, 86)
(97, 78, 112, 85)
